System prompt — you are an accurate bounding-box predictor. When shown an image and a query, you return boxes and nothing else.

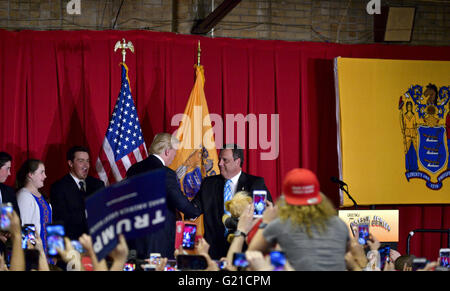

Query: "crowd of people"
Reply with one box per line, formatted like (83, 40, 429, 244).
(0, 136, 448, 271)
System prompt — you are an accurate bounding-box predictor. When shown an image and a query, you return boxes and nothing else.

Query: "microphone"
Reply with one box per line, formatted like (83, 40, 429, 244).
(330, 176, 358, 209)
(330, 177, 347, 187)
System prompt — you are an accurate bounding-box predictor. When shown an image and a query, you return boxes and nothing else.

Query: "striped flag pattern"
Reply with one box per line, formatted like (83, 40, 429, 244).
(96, 63, 147, 185)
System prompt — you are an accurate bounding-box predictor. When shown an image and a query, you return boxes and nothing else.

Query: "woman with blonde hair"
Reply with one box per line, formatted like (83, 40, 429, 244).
(248, 168, 350, 271)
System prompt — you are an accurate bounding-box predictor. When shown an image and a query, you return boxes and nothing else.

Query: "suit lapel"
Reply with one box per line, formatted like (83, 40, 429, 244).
(236, 172, 249, 193)
(66, 174, 84, 198)
(217, 176, 226, 214)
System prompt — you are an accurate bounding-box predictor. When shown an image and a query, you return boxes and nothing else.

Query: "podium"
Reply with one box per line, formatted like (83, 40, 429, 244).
(338, 210, 399, 242)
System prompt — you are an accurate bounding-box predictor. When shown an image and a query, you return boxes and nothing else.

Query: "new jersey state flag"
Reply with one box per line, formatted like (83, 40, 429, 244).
(335, 57, 450, 205)
(169, 64, 220, 235)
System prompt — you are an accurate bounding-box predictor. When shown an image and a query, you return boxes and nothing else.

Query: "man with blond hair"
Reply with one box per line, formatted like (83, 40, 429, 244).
(126, 133, 201, 259)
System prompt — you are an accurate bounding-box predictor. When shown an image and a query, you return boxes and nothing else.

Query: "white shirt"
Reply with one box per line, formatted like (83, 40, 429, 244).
(70, 173, 86, 191)
(153, 154, 165, 166)
(228, 171, 242, 197)
(0, 188, 2, 204)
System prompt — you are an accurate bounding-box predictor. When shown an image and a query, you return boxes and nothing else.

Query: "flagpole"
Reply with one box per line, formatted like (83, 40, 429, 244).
(197, 40, 201, 67)
(96, 39, 146, 186)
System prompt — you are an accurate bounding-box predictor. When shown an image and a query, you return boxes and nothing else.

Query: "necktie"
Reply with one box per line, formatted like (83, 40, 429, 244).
(223, 179, 233, 216)
(79, 181, 86, 193)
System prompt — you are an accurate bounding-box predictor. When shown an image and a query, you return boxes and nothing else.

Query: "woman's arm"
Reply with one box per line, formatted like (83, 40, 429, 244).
(247, 201, 277, 253)
(17, 191, 39, 232)
(226, 204, 255, 266)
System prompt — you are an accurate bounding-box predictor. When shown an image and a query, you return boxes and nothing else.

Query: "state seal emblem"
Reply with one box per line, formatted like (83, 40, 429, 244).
(399, 83, 450, 189)
(175, 146, 217, 199)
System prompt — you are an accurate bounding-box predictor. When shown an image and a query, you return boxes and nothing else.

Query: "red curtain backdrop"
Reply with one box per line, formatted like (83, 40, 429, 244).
(1, 29, 449, 260)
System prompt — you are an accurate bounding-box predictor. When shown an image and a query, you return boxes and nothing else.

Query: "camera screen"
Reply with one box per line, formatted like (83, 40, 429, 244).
(217, 260, 227, 270)
(71, 240, 84, 254)
(164, 259, 177, 271)
(0, 204, 13, 230)
(439, 250, 450, 268)
(233, 253, 249, 268)
(177, 255, 208, 270)
(270, 251, 286, 270)
(358, 225, 369, 245)
(379, 246, 390, 270)
(21, 225, 36, 249)
(46, 225, 65, 256)
(182, 224, 197, 249)
(164, 265, 176, 271)
(123, 263, 135, 271)
(253, 192, 266, 216)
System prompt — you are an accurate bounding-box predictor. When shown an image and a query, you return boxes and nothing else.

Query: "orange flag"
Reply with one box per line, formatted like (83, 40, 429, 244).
(169, 64, 220, 236)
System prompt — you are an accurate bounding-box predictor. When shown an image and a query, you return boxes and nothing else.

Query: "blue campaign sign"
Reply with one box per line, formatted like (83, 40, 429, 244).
(86, 168, 166, 261)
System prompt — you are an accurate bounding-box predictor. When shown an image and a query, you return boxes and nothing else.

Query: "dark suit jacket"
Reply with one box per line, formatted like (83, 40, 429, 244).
(192, 172, 272, 259)
(0, 183, 21, 254)
(50, 174, 105, 240)
(0, 183, 20, 217)
(126, 155, 201, 259)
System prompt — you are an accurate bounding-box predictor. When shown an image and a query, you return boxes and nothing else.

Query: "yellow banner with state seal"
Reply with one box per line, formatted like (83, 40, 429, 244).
(335, 57, 450, 206)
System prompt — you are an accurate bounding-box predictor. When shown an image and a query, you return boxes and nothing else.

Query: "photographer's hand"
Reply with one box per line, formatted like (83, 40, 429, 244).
(79, 234, 108, 271)
(262, 201, 277, 224)
(196, 238, 219, 271)
(7, 211, 24, 271)
(366, 233, 380, 251)
(109, 234, 129, 271)
(56, 237, 83, 271)
(245, 251, 272, 271)
(417, 261, 438, 271)
(28, 235, 50, 271)
(237, 204, 255, 234)
(0, 252, 8, 271)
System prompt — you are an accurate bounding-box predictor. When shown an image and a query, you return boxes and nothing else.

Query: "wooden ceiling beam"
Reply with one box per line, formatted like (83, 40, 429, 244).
(191, 0, 242, 35)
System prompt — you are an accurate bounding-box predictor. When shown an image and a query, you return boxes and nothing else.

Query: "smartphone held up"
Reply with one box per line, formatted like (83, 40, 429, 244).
(21, 224, 36, 249)
(232, 252, 249, 269)
(181, 223, 197, 250)
(253, 190, 267, 218)
(0, 203, 13, 230)
(46, 224, 65, 257)
(439, 248, 450, 269)
(357, 224, 370, 245)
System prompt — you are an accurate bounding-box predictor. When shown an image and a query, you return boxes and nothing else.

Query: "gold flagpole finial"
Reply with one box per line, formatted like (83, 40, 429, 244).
(197, 40, 201, 67)
(114, 38, 135, 63)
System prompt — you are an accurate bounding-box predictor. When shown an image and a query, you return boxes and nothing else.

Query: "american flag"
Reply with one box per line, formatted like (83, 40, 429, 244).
(96, 63, 148, 185)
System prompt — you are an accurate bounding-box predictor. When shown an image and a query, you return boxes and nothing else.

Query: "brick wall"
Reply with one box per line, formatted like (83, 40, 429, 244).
(0, 0, 448, 46)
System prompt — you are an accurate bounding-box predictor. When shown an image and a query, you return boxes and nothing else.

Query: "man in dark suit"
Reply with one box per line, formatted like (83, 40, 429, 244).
(0, 152, 21, 253)
(192, 144, 272, 259)
(0, 152, 20, 216)
(126, 133, 201, 259)
(50, 146, 105, 240)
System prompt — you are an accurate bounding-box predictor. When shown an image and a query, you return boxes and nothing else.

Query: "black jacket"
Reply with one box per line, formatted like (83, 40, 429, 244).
(0, 183, 20, 218)
(50, 174, 105, 240)
(0, 183, 21, 254)
(126, 155, 201, 259)
(192, 172, 272, 259)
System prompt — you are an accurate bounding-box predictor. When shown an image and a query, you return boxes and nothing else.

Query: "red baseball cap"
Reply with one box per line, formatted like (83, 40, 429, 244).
(282, 168, 322, 206)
